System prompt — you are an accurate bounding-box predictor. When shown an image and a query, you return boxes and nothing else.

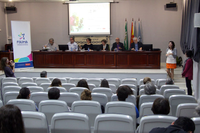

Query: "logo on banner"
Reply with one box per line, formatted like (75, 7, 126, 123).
(17, 32, 28, 45)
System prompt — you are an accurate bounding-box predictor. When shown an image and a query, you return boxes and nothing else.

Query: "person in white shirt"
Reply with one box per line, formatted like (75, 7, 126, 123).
(44, 38, 58, 51)
(67, 37, 78, 51)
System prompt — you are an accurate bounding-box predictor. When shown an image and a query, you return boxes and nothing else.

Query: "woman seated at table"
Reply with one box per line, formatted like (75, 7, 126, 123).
(100, 39, 110, 51)
(79, 38, 93, 51)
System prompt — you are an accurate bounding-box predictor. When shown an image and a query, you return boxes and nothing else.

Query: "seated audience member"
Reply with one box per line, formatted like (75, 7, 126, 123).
(81, 89, 104, 113)
(77, 79, 89, 90)
(48, 88, 60, 100)
(1, 57, 15, 77)
(67, 36, 78, 51)
(116, 86, 139, 118)
(79, 38, 93, 51)
(0, 105, 25, 133)
(40, 71, 47, 78)
(44, 38, 58, 51)
(151, 98, 170, 115)
(100, 39, 110, 51)
(143, 77, 151, 84)
(149, 117, 195, 133)
(111, 38, 125, 51)
(50, 78, 62, 87)
(130, 37, 143, 51)
(100, 79, 110, 88)
(17, 87, 38, 111)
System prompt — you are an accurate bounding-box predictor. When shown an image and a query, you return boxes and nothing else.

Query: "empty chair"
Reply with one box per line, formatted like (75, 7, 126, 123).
(105, 101, 136, 130)
(169, 95, 197, 116)
(139, 89, 160, 95)
(49, 77, 56, 81)
(2, 77, 17, 83)
(3, 91, 19, 104)
(88, 84, 96, 91)
(139, 84, 145, 90)
(39, 100, 69, 125)
(35, 78, 51, 86)
(57, 78, 68, 84)
(176, 103, 199, 118)
(51, 113, 90, 133)
(69, 87, 88, 96)
(106, 78, 120, 88)
(92, 88, 113, 101)
(121, 78, 137, 86)
(21, 111, 48, 133)
(69, 78, 82, 85)
(138, 102, 154, 122)
(160, 85, 180, 95)
(18, 77, 34, 85)
(40, 83, 51, 92)
(64, 77, 71, 82)
(87, 79, 101, 87)
(59, 92, 80, 107)
(21, 82, 37, 88)
(30, 92, 48, 107)
(111, 94, 136, 105)
(62, 83, 76, 91)
(92, 93, 108, 107)
(164, 89, 186, 99)
(138, 115, 177, 133)
(7, 99, 36, 111)
(28, 86, 44, 92)
(47, 87, 66, 92)
(109, 84, 117, 93)
(0, 100, 3, 108)
(71, 101, 101, 127)
(94, 114, 134, 133)
(139, 79, 155, 85)
(32, 77, 39, 81)
(156, 79, 167, 89)
(2, 82, 18, 89)
(2, 86, 21, 96)
(192, 117, 200, 133)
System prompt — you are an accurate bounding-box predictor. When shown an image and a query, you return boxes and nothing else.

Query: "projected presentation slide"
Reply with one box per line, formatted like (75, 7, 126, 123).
(69, 3, 110, 35)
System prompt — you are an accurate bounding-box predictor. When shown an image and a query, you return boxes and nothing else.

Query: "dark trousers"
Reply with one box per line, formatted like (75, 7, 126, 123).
(185, 77, 192, 95)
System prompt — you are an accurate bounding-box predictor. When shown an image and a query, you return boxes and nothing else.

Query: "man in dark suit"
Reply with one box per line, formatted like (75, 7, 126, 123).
(130, 37, 143, 51)
(111, 38, 125, 51)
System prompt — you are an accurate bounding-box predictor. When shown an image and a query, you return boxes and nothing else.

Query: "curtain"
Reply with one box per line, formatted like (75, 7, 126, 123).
(180, 0, 200, 62)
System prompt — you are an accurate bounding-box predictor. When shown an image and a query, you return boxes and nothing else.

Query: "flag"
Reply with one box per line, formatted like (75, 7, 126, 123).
(124, 20, 128, 50)
(138, 19, 142, 43)
(130, 20, 134, 47)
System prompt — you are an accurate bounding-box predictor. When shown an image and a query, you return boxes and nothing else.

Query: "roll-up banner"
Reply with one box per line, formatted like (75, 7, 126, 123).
(11, 21, 33, 69)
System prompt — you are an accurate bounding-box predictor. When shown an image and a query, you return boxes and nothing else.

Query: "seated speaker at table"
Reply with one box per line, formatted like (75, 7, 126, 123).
(111, 38, 125, 51)
(79, 38, 94, 51)
(67, 37, 78, 51)
(130, 37, 143, 51)
(100, 39, 110, 51)
(43, 38, 58, 51)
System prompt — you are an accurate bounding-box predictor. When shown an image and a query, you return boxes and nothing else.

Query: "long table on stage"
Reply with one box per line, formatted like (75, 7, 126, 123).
(32, 51, 161, 69)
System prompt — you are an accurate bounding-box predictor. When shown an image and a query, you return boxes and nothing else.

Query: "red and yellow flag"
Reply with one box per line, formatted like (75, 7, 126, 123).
(130, 19, 134, 47)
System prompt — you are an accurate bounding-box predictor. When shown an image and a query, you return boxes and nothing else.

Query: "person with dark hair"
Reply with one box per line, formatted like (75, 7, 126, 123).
(77, 79, 89, 90)
(117, 86, 139, 118)
(48, 88, 60, 99)
(50, 78, 62, 87)
(100, 39, 110, 51)
(151, 98, 170, 115)
(111, 38, 125, 51)
(182, 50, 193, 95)
(143, 77, 151, 84)
(67, 36, 78, 51)
(100, 79, 110, 88)
(0, 105, 25, 133)
(40, 71, 47, 78)
(80, 38, 93, 51)
(166, 41, 177, 80)
(149, 117, 195, 133)
(0, 57, 15, 77)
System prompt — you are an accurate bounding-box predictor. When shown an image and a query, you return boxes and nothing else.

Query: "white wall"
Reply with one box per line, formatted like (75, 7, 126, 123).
(3, 0, 183, 62)
(0, 2, 7, 50)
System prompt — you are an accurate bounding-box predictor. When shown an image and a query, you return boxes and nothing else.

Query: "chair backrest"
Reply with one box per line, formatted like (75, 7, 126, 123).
(139, 84, 145, 90)
(105, 101, 136, 130)
(7, 99, 36, 111)
(2, 77, 17, 83)
(176, 103, 199, 118)
(48, 77, 56, 81)
(3, 91, 19, 104)
(139, 115, 177, 133)
(19, 78, 33, 85)
(92, 88, 113, 101)
(139, 102, 154, 122)
(92, 93, 108, 107)
(160, 85, 180, 95)
(192, 117, 200, 133)
(88, 84, 96, 91)
(0, 100, 3, 108)
(51, 113, 90, 133)
(30, 92, 49, 107)
(106, 78, 120, 88)
(69, 87, 88, 96)
(39, 100, 69, 125)
(46, 87, 66, 92)
(139, 79, 155, 85)
(57, 78, 68, 84)
(40, 83, 51, 92)
(21, 111, 48, 133)
(2, 86, 21, 96)
(94, 114, 134, 133)
(87, 79, 101, 87)
(35, 78, 51, 86)
(164, 89, 186, 99)
(62, 83, 76, 91)
(169, 95, 197, 116)
(111, 94, 136, 105)
(21, 82, 37, 88)
(139, 89, 160, 95)
(2, 82, 18, 89)
(156, 79, 167, 89)
(71, 101, 101, 127)
(109, 84, 117, 93)
(69, 78, 82, 85)
(139, 94, 164, 109)
(64, 77, 71, 82)
(121, 78, 137, 86)
(28, 86, 44, 92)
(59, 92, 80, 107)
